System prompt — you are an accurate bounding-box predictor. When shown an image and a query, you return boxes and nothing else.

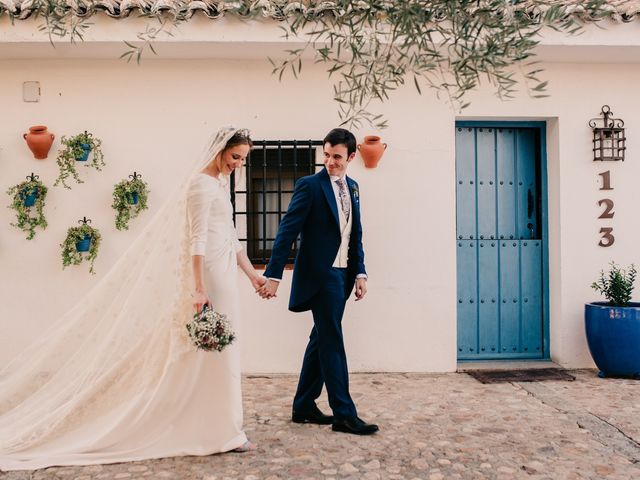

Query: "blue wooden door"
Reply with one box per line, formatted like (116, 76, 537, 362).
(456, 124, 546, 360)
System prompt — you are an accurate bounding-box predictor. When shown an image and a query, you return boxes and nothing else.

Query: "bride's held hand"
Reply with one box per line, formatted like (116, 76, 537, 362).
(251, 275, 267, 292)
(193, 290, 211, 314)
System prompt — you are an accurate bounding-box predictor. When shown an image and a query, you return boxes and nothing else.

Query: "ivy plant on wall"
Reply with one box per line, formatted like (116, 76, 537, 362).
(61, 219, 102, 274)
(54, 131, 106, 189)
(112, 173, 149, 230)
(6, 174, 48, 240)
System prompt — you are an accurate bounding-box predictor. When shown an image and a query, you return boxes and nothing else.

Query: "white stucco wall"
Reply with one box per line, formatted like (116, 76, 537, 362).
(1, 17, 639, 372)
(0, 56, 457, 373)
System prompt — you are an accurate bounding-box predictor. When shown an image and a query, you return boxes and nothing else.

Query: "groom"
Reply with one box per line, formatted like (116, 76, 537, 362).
(260, 128, 378, 435)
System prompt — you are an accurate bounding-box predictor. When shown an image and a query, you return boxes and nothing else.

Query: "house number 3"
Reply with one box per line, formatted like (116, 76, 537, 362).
(598, 170, 614, 247)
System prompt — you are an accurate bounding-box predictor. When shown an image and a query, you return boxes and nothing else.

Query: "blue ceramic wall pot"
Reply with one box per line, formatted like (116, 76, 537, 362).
(128, 192, 139, 205)
(21, 187, 38, 207)
(585, 302, 640, 378)
(76, 143, 92, 162)
(76, 234, 92, 252)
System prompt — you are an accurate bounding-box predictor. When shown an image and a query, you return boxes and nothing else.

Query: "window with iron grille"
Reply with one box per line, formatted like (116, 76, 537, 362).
(231, 140, 324, 265)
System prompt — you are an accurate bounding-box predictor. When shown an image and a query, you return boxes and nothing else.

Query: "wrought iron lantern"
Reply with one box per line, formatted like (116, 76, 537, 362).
(589, 105, 626, 161)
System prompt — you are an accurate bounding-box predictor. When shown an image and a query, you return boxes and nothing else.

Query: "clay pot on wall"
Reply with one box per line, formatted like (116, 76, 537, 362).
(24, 125, 55, 160)
(357, 135, 387, 168)
(76, 234, 92, 252)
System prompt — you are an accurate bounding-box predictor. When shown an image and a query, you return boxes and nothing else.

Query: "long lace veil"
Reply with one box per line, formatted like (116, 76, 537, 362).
(0, 127, 239, 456)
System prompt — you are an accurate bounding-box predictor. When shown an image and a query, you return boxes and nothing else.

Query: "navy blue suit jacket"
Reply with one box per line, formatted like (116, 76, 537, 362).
(264, 168, 367, 312)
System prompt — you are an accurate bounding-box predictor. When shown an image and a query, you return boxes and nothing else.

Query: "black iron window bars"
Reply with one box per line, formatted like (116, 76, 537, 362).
(231, 140, 324, 264)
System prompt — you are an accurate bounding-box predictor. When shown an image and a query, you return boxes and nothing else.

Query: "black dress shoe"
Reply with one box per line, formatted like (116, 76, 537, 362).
(291, 405, 334, 425)
(332, 417, 379, 435)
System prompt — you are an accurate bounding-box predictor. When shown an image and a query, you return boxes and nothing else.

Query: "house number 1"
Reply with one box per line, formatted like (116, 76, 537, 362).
(598, 170, 614, 247)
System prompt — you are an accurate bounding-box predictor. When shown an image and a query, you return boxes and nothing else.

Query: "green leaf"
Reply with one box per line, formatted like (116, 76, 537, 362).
(27, 0, 609, 129)
(413, 75, 422, 95)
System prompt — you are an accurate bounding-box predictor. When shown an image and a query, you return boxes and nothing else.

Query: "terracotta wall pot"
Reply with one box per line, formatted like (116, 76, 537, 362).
(23, 125, 55, 160)
(357, 135, 387, 168)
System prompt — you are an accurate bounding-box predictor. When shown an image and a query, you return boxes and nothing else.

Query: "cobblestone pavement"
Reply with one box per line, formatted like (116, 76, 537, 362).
(2, 370, 639, 480)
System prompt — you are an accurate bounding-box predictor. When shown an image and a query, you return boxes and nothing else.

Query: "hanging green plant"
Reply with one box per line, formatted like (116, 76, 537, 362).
(54, 131, 106, 189)
(61, 217, 102, 274)
(272, 0, 611, 128)
(3, 2, 616, 129)
(112, 172, 150, 231)
(6, 173, 48, 240)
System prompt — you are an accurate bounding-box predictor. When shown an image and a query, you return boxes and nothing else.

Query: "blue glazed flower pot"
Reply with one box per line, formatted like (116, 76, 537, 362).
(585, 302, 640, 378)
(21, 188, 38, 207)
(127, 192, 139, 205)
(76, 234, 91, 252)
(76, 143, 92, 162)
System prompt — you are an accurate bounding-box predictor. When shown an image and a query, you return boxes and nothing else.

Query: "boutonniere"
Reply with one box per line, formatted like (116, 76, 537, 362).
(351, 183, 359, 200)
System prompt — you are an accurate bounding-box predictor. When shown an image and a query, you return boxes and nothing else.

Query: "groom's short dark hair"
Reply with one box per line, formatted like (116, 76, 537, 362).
(324, 128, 357, 156)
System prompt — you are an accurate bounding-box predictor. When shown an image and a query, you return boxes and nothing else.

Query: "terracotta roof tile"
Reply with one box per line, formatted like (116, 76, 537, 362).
(1, 1, 638, 22)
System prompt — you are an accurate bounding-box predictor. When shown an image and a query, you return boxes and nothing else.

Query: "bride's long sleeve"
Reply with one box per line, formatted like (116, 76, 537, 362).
(231, 218, 243, 253)
(186, 176, 216, 256)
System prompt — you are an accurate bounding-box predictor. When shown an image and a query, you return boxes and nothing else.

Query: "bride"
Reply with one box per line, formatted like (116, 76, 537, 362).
(0, 127, 264, 470)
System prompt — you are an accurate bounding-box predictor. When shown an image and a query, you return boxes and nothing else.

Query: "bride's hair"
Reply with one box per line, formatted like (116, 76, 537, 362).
(222, 129, 253, 153)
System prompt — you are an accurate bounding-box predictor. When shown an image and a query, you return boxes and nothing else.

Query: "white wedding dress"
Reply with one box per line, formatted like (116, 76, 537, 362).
(0, 128, 247, 471)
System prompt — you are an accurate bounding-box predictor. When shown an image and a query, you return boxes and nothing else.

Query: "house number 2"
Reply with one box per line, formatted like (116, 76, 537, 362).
(598, 170, 614, 247)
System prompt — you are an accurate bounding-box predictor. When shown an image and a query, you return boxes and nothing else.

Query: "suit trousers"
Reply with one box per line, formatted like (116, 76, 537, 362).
(292, 267, 358, 420)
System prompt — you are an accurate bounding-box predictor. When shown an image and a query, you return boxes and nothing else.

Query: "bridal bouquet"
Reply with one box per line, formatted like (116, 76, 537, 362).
(186, 305, 235, 352)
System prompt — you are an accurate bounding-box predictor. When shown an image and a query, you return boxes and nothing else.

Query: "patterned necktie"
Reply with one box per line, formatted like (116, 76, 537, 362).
(335, 178, 350, 221)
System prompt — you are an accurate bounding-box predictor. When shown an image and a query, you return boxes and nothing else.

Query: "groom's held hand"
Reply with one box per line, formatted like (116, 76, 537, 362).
(260, 279, 279, 299)
(354, 278, 367, 301)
